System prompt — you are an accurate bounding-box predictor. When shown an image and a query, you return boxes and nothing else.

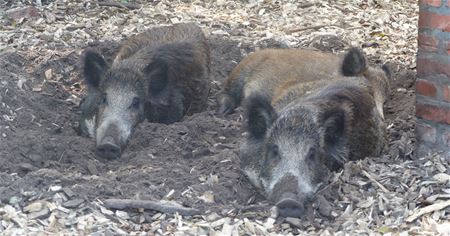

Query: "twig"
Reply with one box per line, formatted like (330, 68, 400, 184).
(103, 199, 201, 216)
(286, 24, 329, 34)
(425, 194, 450, 203)
(97, 1, 141, 10)
(406, 200, 450, 223)
(298, 3, 315, 8)
(362, 170, 390, 193)
(313, 169, 344, 199)
(58, 150, 65, 162)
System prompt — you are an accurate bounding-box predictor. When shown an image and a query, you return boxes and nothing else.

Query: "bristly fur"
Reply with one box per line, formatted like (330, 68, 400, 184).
(83, 48, 108, 88)
(78, 23, 211, 157)
(245, 93, 277, 139)
(144, 58, 169, 94)
(381, 63, 391, 79)
(234, 47, 388, 218)
(342, 47, 366, 76)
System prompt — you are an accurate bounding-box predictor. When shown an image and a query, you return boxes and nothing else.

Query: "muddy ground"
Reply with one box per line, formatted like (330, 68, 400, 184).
(0, 30, 419, 229)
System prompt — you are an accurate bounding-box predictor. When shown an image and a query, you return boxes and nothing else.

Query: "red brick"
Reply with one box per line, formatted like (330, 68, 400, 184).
(421, 0, 442, 7)
(444, 41, 450, 55)
(418, 34, 439, 52)
(443, 85, 450, 102)
(416, 122, 437, 143)
(416, 102, 450, 124)
(419, 11, 450, 32)
(417, 57, 450, 77)
(416, 79, 438, 97)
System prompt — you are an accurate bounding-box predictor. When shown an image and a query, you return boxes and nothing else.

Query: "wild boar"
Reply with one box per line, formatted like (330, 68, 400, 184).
(237, 48, 390, 218)
(218, 48, 389, 118)
(79, 23, 211, 159)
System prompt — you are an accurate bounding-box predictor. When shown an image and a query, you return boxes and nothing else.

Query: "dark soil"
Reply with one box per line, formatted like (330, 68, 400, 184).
(0, 35, 416, 222)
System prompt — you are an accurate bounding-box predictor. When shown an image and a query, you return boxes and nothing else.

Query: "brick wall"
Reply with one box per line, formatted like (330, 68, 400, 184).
(416, 0, 450, 157)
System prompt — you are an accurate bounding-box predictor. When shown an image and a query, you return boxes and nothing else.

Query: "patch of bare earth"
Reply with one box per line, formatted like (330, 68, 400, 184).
(1, 0, 449, 235)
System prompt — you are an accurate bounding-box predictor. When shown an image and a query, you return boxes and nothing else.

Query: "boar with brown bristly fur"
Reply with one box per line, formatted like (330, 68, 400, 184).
(232, 48, 391, 218)
(79, 23, 211, 159)
(218, 48, 389, 118)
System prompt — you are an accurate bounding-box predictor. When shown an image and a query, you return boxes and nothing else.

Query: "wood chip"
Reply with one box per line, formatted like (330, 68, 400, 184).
(406, 200, 450, 223)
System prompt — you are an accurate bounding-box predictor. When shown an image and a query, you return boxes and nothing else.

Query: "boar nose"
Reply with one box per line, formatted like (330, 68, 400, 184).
(96, 136, 121, 159)
(276, 193, 305, 218)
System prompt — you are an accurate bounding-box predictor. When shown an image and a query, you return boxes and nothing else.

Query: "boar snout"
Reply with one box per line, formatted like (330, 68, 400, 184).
(276, 192, 306, 218)
(96, 136, 122, 159)
(271, 175, 313, 218)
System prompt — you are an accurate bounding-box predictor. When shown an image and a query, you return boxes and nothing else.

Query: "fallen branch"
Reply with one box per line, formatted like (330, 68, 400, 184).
(97, 1, 141, 10)
(362, 170, 390, 193)
(406, 200, 450, 223)
(286, 24, 329, 34)
(103, 199, 201, 216)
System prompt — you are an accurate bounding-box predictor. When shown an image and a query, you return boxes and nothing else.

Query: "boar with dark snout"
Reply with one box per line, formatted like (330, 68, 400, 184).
(228, 48, 390, 218)
(78, 23, 211, 159)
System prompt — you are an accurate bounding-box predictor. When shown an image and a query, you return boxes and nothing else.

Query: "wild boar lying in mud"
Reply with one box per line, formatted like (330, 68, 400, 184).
(222, 48, 390, 218)
(78, 23, 211, 159)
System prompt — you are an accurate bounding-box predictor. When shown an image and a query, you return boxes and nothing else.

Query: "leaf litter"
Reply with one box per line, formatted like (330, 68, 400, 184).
(1, 0, 449, 235)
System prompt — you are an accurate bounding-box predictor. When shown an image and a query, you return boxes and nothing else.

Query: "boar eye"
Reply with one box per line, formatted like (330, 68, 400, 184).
(79, 97, 86, 106)
(306, 147, 317, 164)
(267, 144, 279, 161)
(131, 97, 140, 109)
(101, 94, 108, 105)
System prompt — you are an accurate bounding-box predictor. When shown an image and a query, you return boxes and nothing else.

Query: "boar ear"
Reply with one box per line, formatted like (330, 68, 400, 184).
(144, 59, 169, 94)
(321, 108, 347, 148)
(342, 47, 366, 76)
(381, 63, 392, 79)
(320, 108, 349, 169)
(245, 93, 276, 139)
(83, 48, 108, 88)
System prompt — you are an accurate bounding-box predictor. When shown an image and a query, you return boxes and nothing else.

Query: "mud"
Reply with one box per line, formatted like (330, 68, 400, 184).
(0, 36, 415, 221)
